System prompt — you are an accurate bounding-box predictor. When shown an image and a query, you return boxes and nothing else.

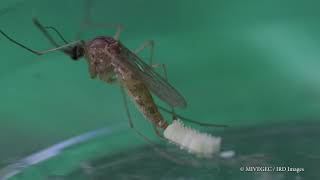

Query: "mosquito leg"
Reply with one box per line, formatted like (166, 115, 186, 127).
(121, 86, 161, 137)
(156, 104, 228, 128)
(76, 0, 94, 39)
(134, 40, 169, 82)
(152, 125, 168, 141)
(153, 126, 162, 137)
(120, 86, 133, 128)
(77, 0, 123, 40)
(135, 40, 177, 119)
(0, 30, 82, 56)
(134, 40, 154, 65)
(135, 41, 168, 80)
(78, 22, 123, 40)
(134, 40, 166, 78)
(134, 41, 168, 84)
(120, 87, 193, 165)
(135, 41, 226, 126)
(150, 64, 178, 120)
(134, 40, 168, 80)
(152, 63, 169, 81)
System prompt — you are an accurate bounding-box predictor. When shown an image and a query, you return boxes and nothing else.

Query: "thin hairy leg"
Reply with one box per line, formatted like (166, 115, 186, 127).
(77, 0, 123, 40)
(120, 86, 193, 165)
(135, 40, 176, 119)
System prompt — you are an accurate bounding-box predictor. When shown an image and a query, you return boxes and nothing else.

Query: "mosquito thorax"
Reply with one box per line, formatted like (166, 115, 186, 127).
(88, 36, 116, 48)
(87, 36, 121, 54)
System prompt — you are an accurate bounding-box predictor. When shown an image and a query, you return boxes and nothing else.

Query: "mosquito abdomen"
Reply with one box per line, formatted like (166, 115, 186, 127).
(115, 64, 168, 129)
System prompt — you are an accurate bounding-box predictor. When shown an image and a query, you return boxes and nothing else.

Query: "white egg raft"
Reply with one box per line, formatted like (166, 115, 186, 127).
(163, 119, 221, 158)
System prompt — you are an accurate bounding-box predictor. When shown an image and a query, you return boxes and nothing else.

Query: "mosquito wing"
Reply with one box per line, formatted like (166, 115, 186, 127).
(119, 46, 187, 108)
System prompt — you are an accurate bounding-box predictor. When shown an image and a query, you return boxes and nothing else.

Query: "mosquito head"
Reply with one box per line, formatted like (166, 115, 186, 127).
(69, 44, 85, 61)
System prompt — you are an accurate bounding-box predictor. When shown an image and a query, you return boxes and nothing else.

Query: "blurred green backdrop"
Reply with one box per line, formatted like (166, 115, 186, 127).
(0, 0, 319, 179)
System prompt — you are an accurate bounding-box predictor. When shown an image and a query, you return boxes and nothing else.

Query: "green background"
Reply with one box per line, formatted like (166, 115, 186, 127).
(0, 0, 319, 179)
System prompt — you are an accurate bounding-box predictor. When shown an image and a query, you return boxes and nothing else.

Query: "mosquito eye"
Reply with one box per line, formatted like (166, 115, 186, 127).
(71, 46, 84, 60)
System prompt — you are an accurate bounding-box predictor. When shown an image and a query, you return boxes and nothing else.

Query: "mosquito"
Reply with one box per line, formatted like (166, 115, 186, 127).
(0, 17, 225, 130)
(0, 2, 226, 160)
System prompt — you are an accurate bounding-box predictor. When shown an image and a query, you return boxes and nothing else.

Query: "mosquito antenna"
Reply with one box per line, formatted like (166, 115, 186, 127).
(44, 26, 69, 44)
(32, 18, 74, 56)
(156, 104, 228, 128)
(0, 30, 41, 55)
(32, 18, 61, 48)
